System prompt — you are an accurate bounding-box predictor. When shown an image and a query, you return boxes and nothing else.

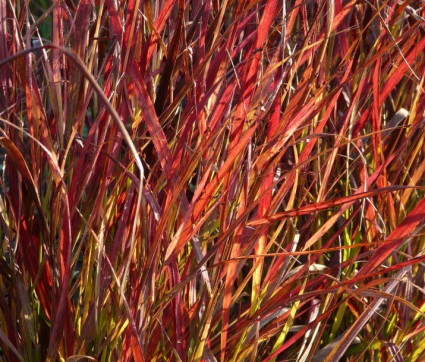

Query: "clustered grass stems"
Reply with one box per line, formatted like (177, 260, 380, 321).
(1, 0, 425, 361)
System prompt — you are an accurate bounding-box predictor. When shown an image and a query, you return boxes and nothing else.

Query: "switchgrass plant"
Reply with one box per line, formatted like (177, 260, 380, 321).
(1, 0, 425, 360)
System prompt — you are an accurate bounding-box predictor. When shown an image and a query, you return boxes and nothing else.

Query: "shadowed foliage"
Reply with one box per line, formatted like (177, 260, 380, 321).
(1, 0, 425, 360)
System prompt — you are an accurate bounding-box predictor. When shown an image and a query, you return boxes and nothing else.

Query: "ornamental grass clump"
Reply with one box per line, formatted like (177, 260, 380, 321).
(1, 0, 425, 360)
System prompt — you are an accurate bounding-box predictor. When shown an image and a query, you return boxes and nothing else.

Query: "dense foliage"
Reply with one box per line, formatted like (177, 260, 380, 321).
(1, 0, 425, 360)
